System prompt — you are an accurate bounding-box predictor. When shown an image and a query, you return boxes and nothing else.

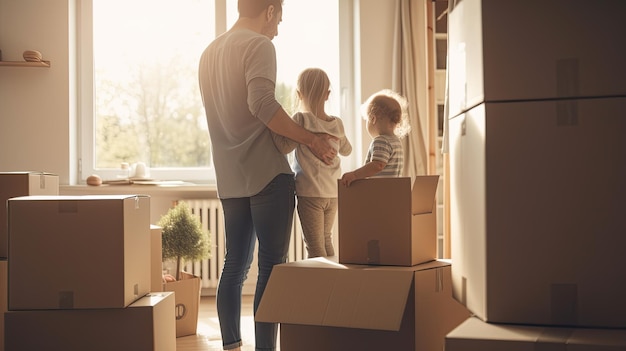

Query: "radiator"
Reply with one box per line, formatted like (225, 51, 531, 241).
(180, 199, 307, 292)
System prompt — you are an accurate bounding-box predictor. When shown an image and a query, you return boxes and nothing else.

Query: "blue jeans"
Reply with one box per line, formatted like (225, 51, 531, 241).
(217, 173, 295, 351)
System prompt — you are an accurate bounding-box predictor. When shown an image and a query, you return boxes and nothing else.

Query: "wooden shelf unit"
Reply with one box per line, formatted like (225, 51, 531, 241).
(0, 60, 50, 67)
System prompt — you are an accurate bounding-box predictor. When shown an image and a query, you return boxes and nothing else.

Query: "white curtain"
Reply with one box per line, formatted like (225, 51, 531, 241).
(392, 0, 429, 178)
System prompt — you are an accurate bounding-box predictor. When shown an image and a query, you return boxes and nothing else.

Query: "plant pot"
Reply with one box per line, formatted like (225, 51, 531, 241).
(163, 271, 201, 337)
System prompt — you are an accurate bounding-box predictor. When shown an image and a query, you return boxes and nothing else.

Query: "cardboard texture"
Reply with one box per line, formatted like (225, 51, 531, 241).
(0, 172, 59, 258)
(449, 97, 626, 328)
(4, 292, 176, 351)
(150, 224, 163, 293)
(0, 260, 6, 351)
(446, 317, 626, 351)
(447, 0, 626, 118)
(256, 257, 470, 351)
(163, 271, 201, 337)
(338, 176, 439, 266)
(7, 195, 151, 310)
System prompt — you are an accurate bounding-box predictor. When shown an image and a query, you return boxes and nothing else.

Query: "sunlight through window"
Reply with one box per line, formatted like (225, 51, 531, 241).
(85, 0, 342, 183)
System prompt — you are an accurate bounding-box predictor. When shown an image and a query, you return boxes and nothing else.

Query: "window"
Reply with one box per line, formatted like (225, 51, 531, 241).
(79, 0, 350, 183)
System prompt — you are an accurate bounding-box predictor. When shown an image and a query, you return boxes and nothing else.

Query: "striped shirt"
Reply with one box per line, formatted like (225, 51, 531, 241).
(366, 134, 403, 177)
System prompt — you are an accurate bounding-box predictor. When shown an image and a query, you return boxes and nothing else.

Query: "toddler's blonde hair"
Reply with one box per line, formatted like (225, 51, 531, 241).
(361, 89, 411, 138)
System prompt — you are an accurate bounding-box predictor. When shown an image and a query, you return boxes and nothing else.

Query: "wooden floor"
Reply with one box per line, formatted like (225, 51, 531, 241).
(176, 295, 279, 351)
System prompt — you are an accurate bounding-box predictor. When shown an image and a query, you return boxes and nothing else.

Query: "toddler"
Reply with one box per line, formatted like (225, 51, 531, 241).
(340, 89, 410, 186)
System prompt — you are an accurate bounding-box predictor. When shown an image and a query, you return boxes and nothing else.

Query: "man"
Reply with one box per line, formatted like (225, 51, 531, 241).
(198, 1, 336, 350)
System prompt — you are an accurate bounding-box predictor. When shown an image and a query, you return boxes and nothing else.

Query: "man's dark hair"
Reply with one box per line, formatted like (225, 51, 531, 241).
(238, 0, 283, 18)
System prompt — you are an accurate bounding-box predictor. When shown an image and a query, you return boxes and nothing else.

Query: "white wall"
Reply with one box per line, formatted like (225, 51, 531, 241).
(0, 0, 398, 220)
(0, 0, 77, 185)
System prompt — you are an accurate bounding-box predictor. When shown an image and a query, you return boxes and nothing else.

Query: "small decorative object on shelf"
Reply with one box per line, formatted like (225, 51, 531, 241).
(23, 50, 42, 62)
(0, 49, 50, 67)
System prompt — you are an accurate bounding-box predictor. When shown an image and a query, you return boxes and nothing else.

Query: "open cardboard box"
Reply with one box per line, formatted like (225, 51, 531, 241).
(338, 176, 439, 266)
(256, 257, 469, 351)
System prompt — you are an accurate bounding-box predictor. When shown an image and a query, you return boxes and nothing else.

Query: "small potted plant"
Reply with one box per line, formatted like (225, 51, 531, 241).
(158, 201, 210, 337)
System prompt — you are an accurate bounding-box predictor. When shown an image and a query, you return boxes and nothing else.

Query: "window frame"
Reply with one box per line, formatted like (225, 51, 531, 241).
(78, 0, 356, 184)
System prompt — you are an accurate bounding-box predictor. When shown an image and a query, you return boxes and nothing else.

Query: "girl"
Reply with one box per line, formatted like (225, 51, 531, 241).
(340, 89, 410, 186)
(273, 68, 352, 258)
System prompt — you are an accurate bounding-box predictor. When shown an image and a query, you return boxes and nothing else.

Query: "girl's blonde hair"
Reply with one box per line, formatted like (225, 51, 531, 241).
(361, 89, 411, 138)
(296, 68, 331, 116)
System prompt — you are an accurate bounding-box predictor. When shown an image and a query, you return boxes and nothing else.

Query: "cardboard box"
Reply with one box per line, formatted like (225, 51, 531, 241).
(447, 0, 626, 118)
(256, 258, 470, 351)
(449, 97, 626, 328)
(4, 291, 176, 351)
(0, 259, 6, 351)
(8, 195, 151, 310)
(446, 317, 626, 351)
(338, 176, 439, 266)
(0, 172, 59, 258)
(150, 224, 163, 293)
(163, 271, 201, 337)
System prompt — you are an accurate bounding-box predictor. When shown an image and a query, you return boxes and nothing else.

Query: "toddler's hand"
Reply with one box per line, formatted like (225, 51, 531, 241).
(340, 172, 357, 187)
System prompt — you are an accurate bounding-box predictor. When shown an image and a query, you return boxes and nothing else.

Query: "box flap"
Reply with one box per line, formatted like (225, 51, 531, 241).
(411, 175, 439, 215)
(256, 257, 414, 331)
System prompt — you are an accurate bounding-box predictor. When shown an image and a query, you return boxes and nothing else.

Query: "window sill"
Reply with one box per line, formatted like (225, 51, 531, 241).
(60, 182, 218, 199)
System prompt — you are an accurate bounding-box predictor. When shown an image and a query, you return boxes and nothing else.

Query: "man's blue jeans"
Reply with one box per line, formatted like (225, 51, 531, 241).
(217, 173, 295, 351)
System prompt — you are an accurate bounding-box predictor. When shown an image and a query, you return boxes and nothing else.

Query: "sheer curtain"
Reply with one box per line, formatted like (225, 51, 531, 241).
(392, 0, 429, 178)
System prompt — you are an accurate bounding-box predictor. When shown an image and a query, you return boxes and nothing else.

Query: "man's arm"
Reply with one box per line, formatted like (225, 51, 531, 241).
(248, 77, 337, 164)
(271, 131, 298, 155)
(266, 107, 337, 165)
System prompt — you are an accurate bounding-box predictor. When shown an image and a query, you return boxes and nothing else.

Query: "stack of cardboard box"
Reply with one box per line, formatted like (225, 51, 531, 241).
(0, 180, 175, 351)
(257, 176, 471, 351)
(0, 172, 59, 351)
(446, 0, 626, 348)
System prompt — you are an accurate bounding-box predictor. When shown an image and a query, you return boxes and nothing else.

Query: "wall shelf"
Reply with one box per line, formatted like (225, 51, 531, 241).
(0, 60, 50, 67)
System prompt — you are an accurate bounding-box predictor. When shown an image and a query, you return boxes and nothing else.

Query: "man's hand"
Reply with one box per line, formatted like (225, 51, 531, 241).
(310, 133, 338, 165)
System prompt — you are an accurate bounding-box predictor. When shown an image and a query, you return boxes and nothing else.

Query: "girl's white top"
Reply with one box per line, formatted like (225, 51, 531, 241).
(273, 111, 352, 198)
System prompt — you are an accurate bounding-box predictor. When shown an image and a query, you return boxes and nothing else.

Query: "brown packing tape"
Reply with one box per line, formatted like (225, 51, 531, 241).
(367, 240, 380, 264)
(556, 99, 579, 127)
(39, 173, 46, 189)
(59, 291, 74, 309)
(556, 58, 579, 98)
(535, 328, 573, 351)
(551, 283, 578, 326)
